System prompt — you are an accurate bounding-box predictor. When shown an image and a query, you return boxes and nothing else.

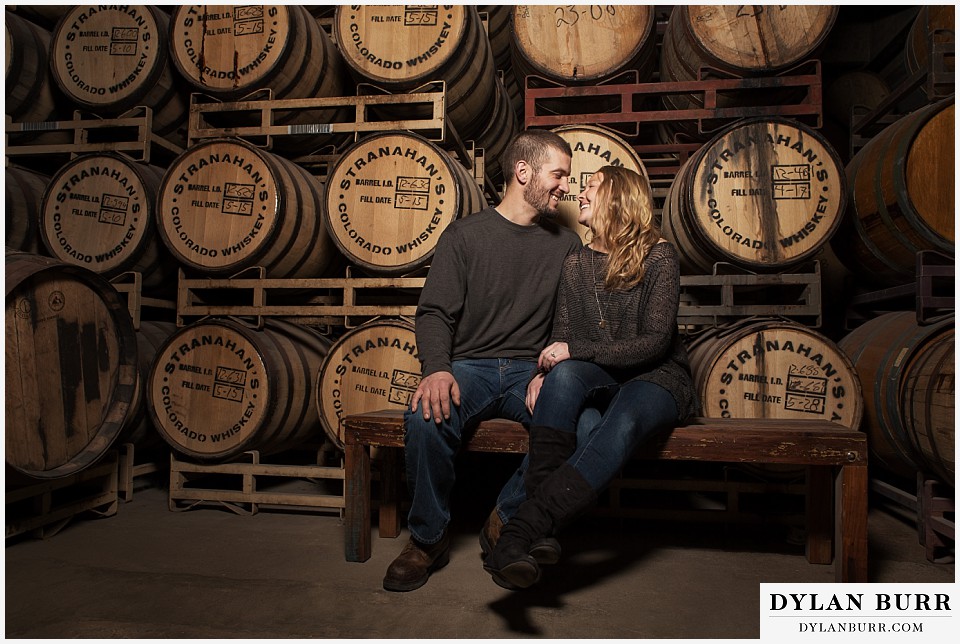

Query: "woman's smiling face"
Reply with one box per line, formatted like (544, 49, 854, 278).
(577, 170, 604, 228)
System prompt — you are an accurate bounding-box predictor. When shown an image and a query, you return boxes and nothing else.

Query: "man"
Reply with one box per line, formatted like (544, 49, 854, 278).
(383, 130, 581, 592)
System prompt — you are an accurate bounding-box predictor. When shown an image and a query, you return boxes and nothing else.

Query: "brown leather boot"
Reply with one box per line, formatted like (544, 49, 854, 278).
(479, 509, 503, 559)
(382, 533, 450, 592)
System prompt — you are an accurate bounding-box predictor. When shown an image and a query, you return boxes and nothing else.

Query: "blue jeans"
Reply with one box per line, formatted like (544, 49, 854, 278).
(403, 358, 536, 544)
(495, 360, 680, 520)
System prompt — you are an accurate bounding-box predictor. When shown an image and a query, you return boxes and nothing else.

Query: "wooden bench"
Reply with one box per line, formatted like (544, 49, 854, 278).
(342, 411, 869, 582)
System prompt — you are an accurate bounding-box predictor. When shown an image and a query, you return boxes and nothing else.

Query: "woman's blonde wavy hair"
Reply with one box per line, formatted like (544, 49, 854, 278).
(589, 165, 660, 291)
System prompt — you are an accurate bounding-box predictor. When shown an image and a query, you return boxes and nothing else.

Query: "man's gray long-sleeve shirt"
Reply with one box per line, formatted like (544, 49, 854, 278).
(415, 207, 582, 377)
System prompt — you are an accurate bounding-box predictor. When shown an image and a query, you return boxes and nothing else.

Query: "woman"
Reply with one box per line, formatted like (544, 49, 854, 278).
(482, 165, 699, 590)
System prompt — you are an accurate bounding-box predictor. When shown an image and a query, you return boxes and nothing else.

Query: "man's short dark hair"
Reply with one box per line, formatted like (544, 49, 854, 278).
(502, 129, 573, 185)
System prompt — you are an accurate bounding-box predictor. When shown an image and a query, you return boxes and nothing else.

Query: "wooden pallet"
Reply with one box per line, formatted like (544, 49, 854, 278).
(678, 261, 822, 329)
(186, 84, 446, 148)
(5, 107, 184, 165)
(871, 473, 955, 564)
(176, 262, 822, 330)
(6, 451, 119, 539)
(175, 266, 424, 328)
(523, 60, 823, 136)
(110, 272, 177, 330)
(168, 447, 346, 516)
(847, 250, 955, 329)
(851, 39, 954, 156)
(117, 443, 167, 503)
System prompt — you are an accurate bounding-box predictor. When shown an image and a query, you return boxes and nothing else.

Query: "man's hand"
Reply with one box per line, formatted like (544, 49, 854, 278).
(526, 372, 545, 415)
(410, 370, 460, 424)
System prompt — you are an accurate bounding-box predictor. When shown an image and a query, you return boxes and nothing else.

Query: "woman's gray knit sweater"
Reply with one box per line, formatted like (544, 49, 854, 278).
(551, 242, 699, 420)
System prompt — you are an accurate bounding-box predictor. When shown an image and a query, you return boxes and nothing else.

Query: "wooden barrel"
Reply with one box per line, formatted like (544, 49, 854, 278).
(512, 5, 656, 84)
(120, 320, 179, 449)
(170, 4, 344, 100)
(902, 324, 955, 485)
(5, 10, 59, 123)
(905, 6, 955, 82)
(9, 6, 70, 29)
(323, 131, 486, 275)
(157, 138, 338, 278)
(333, 5, 497, 142)
(474, 73, 518, 186)
(662, 117, 846, 274)
(687, 319, 862, 430)
(146, 318, 331, 461)
(660, 5, 837, 139)
(50, 5, 189, 147)
(552, 125, 649, 244)
(316, 319, 421, 450)
(824, 71, 892, 128)
(5, 250, 138, 479)
(169, 5, 350, 153)
(39, 153, 176, 290)
(663, 5, 837, 75)
(839, 312, 955, 484)
(833, 97, 954, 285)
(479, 5, 514, 70)
(5, 165, 49, 255)
(502, 66, 525, 126)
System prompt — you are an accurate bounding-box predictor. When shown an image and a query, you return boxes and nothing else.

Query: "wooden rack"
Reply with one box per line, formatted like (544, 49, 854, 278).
(847, 250, 955, 329)
(5, 107, 184, 165)
(679, 261, 823, 329)
(186, 85, 447, 148)
(851, 39, 955, 155)
(872, 473, 955, 564)
(110, 271, 177, 330)
(524, 60, 823, 136)
(168, 448, 345, 516)
(6, 451, 119, 539)
(176, 262, 822, 330)
(117, 443, 167, 503)
(176, 267, 423, 329)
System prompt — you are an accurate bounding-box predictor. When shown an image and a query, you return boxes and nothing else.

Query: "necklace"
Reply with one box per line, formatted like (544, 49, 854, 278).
(590, 249, 612, 330)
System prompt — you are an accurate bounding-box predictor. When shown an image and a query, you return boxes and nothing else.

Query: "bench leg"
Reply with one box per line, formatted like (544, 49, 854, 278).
(378, 447, 402, 538)
(835, 463, 869, 582)
(344, 435, 372, 562)
(805, 465, 833, 565)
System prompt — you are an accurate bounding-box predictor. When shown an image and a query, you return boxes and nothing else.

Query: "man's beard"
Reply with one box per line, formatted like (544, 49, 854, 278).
(524, 176, 558, 217)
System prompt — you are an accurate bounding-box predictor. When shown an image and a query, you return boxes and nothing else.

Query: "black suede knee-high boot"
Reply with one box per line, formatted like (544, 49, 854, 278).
(524, 425, 579, 497)
(483, 463, 597, 589)
(521, 426, 579, 564)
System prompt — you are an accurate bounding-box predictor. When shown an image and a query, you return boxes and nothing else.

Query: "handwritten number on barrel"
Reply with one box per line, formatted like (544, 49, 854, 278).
(735, 6, 788, 19)
(555, 5, 616, 28)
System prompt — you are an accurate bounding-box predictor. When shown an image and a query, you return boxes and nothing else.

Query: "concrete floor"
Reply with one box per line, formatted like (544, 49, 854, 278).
(4, 462, 955, 640)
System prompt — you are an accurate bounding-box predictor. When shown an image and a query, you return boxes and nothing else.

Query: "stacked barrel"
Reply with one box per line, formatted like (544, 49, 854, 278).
(507, 4, 954, 498)
(5, 5, 501, 472)
(832, 7, 955, 492)
(6, 5, 191, 489)
(4, 7, 954, 518)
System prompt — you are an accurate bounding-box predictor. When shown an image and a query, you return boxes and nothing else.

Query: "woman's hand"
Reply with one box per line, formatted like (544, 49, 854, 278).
(538, 341, 570, 372)
(526, 372, 545, 414)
